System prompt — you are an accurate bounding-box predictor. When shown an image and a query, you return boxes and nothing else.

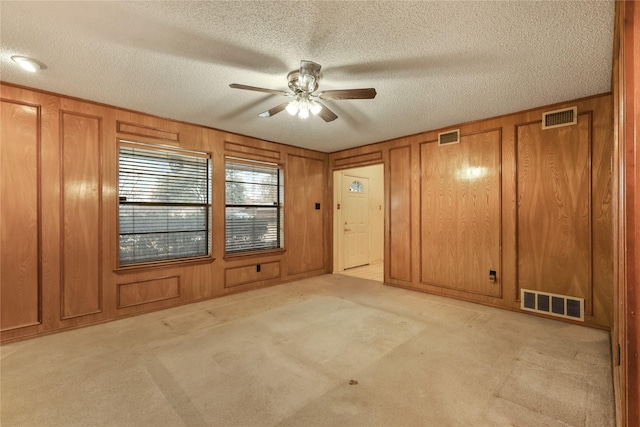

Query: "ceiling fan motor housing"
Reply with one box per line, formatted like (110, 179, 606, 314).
(288, 60, 321, 93)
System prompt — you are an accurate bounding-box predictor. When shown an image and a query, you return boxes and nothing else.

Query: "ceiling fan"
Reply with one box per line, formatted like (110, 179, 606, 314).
(229, 60, 376, 122)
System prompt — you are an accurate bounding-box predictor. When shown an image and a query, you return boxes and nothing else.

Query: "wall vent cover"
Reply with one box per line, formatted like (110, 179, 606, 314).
(542, 106, 577, 130)
(520, 289, 584, 321)
(438, 129, 460, 146)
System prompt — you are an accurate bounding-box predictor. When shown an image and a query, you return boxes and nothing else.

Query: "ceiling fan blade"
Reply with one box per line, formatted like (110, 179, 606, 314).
(315, 101, 338, 122)
(229, 83, 290, 96)
(258, 102, 289, 118)
(317, 88, 377, 100)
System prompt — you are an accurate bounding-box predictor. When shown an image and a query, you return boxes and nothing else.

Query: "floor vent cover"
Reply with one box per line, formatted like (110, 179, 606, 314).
(438, 129, 460, 146)
(520, 289, 584, 321)
(542, 106, 577, 129)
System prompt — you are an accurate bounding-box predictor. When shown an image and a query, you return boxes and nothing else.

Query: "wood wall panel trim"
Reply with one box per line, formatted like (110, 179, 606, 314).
(59, 110, 103, 320)
(0, 98, 42, 109)
(334, 151, 383, 169)
(513, 120, 539, 303)
(514, 112, 594, 314)
(224, 261, 281, 288)
(225, 141, 281, 162)
(388, 146, 412, 282)
(496, 128, 504, 300)
(589, 102, 615, 326)
(117, 276, 180, 308)
(419, 129, 502, 298)
(513, 121, 531, 302)
(586, 111, 595, 316)
(116, 121, 179, 143)
(0, 100, 42, 331)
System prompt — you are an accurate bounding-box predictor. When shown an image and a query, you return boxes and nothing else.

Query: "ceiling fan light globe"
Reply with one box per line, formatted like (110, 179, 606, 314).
(310, 101, 322, 115)
(298, 109, 310, 119)
(286, 101, 299, 116)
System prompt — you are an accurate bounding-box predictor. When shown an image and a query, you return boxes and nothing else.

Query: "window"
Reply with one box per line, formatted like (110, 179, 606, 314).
(349, 181, 364, 192)
(225, 159, 283, 254)
(118, 141, 211, 265)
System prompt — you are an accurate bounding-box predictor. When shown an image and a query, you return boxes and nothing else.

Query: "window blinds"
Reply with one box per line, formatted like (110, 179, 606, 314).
(225, 160, 283, 254)
(119, 143, 211, 265)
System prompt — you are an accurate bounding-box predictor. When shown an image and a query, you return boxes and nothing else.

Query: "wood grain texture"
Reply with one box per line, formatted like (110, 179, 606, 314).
(117, 121, 179, 142)
(225, 262, 280, 288)
(36, 92, 63, 337)
(591, 104, 614, 325)
(118, 276, 180, 308)
(516, 114, 592, 313)
(225, 141, 280, 161)
(626, 1, 639, 422)
(611, 7, 624, 425)
(287, 155, 325, 275)
(0, 82, 613, 343)
(330, 93, 612, 330)
(60, 111, 102, 319)
(0, 84, 331, 343)
(388, 146, 412, 281)
(0, 100, 41, 331)
(334, 151, 382, 168)
(420, 130, 501, 297)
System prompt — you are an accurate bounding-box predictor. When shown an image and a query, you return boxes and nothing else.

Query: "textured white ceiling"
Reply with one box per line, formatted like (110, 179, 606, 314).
(0, 1, 614, 152)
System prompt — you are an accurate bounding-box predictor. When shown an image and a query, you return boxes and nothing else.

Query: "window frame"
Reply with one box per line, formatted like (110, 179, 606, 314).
(116, 140, 213, 269)
(224, 157, 284, 257)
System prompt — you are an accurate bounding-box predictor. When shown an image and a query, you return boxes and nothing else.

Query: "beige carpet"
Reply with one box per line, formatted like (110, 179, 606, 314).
(1, 274, 614, 426)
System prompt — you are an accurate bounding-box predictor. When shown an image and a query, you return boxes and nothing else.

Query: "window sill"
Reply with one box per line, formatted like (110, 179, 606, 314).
(114, 256, 215, 274)
(223, 248, 286, 261)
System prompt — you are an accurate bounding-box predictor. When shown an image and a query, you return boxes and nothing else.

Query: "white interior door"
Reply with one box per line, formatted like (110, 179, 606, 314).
(342, 174, 370, 269)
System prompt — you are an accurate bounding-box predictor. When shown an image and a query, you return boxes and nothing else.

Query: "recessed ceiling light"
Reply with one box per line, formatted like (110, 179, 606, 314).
(11, 56, 47, 72)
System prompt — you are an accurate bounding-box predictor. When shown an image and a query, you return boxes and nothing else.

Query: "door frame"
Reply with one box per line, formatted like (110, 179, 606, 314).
(332, 164, 384, 274)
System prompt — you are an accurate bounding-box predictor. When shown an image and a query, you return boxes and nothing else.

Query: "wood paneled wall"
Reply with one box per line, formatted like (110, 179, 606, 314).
(388, 146, 412, 282)
(421, 130, 501, 298)
(516, 114, 598, 315)
(330, 94, 614, 329)
(1, 100, 40, 331)
(0, 83, 330, 342)
(60, 111, 103, 319)
(0, 83, 615, 340)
